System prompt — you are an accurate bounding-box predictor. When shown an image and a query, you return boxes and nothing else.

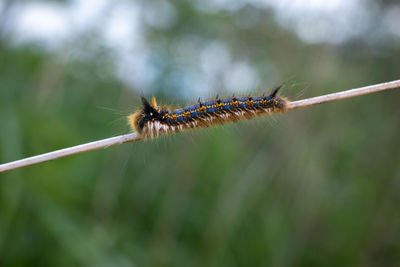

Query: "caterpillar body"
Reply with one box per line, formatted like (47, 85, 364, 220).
(129, 87, 288, 138)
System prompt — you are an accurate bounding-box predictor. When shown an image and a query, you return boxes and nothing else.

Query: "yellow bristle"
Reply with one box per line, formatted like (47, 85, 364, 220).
(128, 112, 139, 132)
(151, 96, 158, 108)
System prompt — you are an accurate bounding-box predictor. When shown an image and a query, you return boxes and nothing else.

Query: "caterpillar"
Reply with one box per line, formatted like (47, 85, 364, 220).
(128, 87, 288, 138)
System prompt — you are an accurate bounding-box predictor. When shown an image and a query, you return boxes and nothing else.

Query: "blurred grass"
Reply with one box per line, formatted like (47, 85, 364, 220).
(1, 1, 400, 266)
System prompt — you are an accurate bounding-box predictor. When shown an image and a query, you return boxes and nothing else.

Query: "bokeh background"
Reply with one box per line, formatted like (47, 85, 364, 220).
(1, 0, 400, 266)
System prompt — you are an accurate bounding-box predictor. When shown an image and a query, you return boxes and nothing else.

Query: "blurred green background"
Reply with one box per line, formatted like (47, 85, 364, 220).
(1, 0, 400, 266)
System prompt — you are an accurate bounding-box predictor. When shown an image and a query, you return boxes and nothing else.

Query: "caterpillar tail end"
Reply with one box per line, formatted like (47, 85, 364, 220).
(279, 97, 289, 114)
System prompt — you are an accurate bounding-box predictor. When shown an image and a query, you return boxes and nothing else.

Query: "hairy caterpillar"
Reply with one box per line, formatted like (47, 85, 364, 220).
(128, 87, 288, 138)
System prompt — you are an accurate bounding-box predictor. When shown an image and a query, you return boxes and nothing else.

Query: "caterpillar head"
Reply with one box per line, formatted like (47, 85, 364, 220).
(129, 96, 161, 133)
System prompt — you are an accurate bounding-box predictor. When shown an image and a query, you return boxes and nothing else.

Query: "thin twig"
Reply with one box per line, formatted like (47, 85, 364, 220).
(287, 79, 400, 110)
(1, 79, 399, 173)
(0, 133, 142, 173)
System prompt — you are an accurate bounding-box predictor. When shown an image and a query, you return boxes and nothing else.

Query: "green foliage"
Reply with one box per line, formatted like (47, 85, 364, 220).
(1, 1, 400, 266)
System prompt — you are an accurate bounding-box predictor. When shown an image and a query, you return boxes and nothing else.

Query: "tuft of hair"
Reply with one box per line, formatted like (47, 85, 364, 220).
(128, 112, 140, 133)
(270, 85, 282, 98)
